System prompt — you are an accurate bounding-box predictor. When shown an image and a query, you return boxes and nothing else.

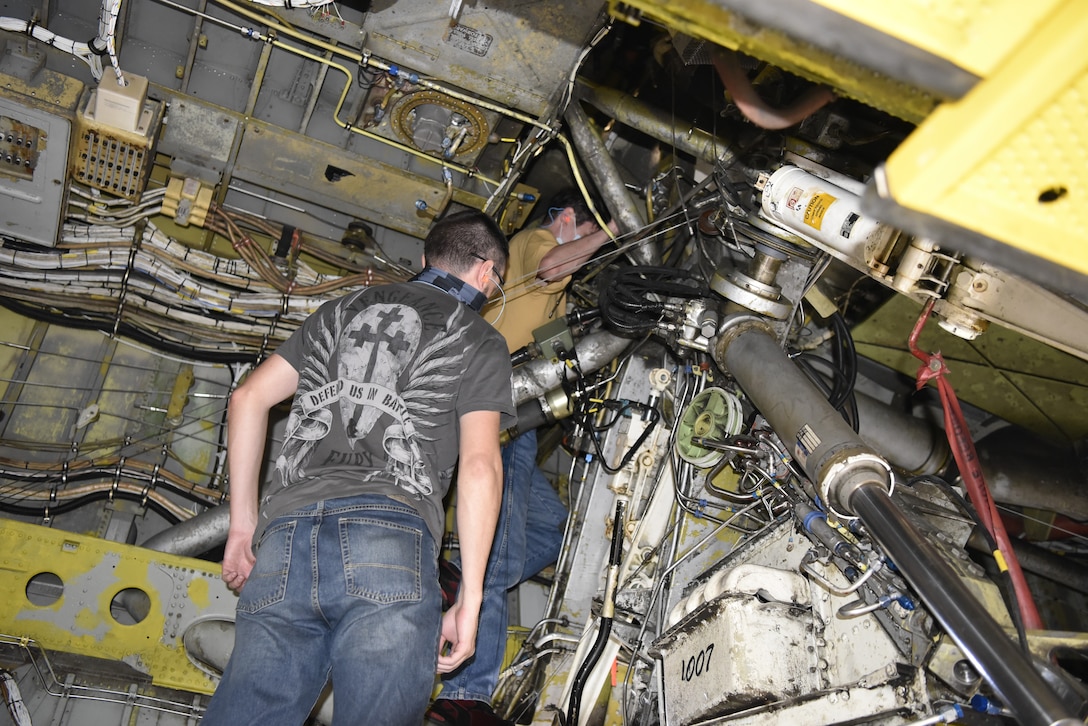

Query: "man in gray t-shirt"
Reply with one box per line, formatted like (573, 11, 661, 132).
(204, 210, 514, 726)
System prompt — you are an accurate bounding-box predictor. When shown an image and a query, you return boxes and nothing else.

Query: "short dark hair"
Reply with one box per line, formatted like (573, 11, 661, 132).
(544, 187, 609, 227)
(424, 209, 509, 277)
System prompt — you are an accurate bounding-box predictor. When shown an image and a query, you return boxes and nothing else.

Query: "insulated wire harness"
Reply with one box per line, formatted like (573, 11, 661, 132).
(0, 211, 406, 362)
(598, 266, 710, 337)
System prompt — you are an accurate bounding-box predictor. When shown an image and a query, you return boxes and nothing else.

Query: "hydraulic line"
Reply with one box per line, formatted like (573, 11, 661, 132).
(711, 313, 1077, 726)
(566, 500, 625, 726)
(851, 483, 1076, 726)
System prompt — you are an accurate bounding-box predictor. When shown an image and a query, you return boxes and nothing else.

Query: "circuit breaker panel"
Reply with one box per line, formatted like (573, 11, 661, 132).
(0, 91, 72, 248)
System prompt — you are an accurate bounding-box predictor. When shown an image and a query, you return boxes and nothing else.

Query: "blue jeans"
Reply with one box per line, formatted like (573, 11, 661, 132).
(439, 429, 567, 703)
(203, 494, 441, 726)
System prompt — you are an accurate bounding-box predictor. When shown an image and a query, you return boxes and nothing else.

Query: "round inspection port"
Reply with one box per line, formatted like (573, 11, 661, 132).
(26, 572, 64, 606)
(110, 587, 151, 625)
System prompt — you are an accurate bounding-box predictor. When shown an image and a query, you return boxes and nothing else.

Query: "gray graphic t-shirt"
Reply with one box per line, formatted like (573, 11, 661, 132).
(257, 280, 515, 545)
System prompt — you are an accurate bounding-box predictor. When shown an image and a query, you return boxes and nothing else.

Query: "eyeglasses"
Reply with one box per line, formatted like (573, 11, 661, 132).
(472, 254, 504, 287)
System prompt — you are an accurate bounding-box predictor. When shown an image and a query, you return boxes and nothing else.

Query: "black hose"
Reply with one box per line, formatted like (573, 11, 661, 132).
(566, 500, 626, 726)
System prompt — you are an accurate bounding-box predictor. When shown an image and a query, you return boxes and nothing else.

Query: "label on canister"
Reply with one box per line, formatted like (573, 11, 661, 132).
(795, 423, 821, 466)
(803, 192, 837, 231)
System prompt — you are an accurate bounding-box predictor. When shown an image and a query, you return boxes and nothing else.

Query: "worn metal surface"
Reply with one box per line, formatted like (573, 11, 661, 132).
(654, 568, 820, 723)
(361, 1, 608, 117)
(0, 519, 236, 693)
(232, 117, 485, 241)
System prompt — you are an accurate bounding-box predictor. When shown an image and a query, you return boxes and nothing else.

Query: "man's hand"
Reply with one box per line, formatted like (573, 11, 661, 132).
(220, 529, 256, 593)
(436, 599, 481, 673)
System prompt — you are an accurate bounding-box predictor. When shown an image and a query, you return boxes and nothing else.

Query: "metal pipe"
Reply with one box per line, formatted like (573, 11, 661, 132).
(574, 79, 741, 168)
(713, 315, 889, 516)
(139, 504, 229, 555)
(852, 387, 950, 476)
(967, 529, 1088, 597)
(851, 483, 1077, 726)
(510, 329, 631, 406)
(562, 101, 655, 264)
(712, 315, 1077, 725)
(976, 427, 1088, 522)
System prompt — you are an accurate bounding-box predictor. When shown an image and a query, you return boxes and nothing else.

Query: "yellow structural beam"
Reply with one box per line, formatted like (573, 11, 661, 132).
(607, 0, 939, 123)
(884, 0, 1088, 279)
(810, 0, 1063, 78)
(0, 519, 236, 693)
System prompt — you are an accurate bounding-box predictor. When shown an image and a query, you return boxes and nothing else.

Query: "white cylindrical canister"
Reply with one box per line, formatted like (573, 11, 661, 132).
(760, 166, 898, 273)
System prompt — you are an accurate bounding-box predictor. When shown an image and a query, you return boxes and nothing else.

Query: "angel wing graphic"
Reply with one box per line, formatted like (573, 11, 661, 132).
(273, 295, 349, 488)
(381, 304, 471, 497)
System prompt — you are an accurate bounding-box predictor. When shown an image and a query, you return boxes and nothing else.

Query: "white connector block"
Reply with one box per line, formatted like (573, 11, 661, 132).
(93, 72, 148, 133)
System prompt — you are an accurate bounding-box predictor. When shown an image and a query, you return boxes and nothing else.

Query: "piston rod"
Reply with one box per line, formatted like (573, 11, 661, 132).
(712, 315, 1077, 726)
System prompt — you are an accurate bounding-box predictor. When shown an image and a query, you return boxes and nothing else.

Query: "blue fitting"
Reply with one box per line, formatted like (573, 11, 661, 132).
(514, 192, 537, 202)
(802, 508, 826, 533)
(387, 64, 400, 76)
(895, 595, 916, 611)
(970, 695, 1002, 715)
(415, 200, 429, 211)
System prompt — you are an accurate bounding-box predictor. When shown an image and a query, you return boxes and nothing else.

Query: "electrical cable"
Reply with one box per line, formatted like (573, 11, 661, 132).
(598, 266, 709, 336)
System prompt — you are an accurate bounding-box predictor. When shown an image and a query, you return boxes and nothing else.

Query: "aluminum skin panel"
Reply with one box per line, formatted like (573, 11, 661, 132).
(232, 118, 484, 242)
(360, 1, 608, 117)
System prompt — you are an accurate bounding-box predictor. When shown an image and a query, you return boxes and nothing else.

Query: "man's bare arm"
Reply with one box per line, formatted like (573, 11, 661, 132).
(436, 409, 502, 673)
(221, 354, 299, 592)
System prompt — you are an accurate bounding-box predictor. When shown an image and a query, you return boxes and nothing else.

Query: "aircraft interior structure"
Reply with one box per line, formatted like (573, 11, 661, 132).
(1, 1, 1087, 724)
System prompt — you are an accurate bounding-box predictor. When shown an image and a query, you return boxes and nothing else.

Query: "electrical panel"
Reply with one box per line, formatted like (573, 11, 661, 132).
(0, 94, 71, 248)
(73, 74, 163, 202)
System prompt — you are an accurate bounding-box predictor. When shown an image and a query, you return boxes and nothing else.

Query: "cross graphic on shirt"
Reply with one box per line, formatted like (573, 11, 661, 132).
(352, 307, 413, 375)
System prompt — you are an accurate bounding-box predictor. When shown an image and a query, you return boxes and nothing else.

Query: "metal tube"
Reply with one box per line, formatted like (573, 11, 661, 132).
(574, 79, 740, 168)
(714, 315, 888, 515)
(712, 315, 1076, 725)
(976, 427, 1088, 522)
(851, 482, 1076, 726)
(852, 387, 950, 476)
(967, 529, 1088, 597)
(510, 329, 631, 406)
(139, 504, 229, 555)
(562, 101, 654, 263)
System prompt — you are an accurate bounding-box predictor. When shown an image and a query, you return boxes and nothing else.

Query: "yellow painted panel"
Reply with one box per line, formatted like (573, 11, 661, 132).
(0, 519, 236, 693)
(609, 0, 938, 122)
(884, 0, 1088, 278)
(811, 0, 1062, 77)
(851, 296, 1088, 443)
